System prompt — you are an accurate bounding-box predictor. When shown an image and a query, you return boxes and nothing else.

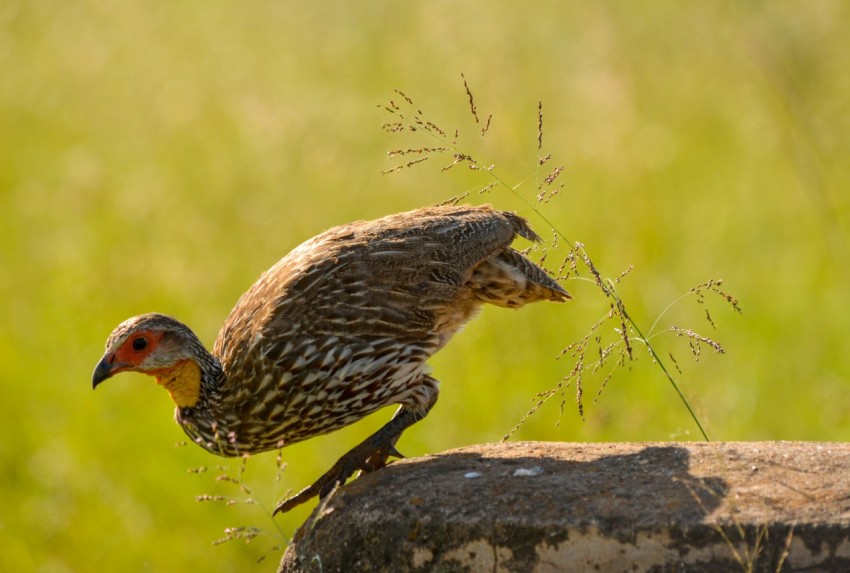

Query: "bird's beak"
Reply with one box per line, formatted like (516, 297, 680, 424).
(92, 353, 128, 389)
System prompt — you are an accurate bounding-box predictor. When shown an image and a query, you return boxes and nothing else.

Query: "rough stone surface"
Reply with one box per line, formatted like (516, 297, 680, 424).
(278, 441, 850, 572)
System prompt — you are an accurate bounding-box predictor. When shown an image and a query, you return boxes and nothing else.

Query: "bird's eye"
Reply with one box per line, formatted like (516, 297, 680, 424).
(132, 337, 148, 351)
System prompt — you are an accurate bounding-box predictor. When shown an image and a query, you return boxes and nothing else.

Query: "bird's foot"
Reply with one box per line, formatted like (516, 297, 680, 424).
(272, 430, 405, 515)
(274, 388, 437, 516)
(360, 443, 405, 475)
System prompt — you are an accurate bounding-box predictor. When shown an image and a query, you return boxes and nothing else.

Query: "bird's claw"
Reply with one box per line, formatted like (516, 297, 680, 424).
(272, 444, 405, 515)
(360, 444, 405, 474)
(273, 400, 432, 515)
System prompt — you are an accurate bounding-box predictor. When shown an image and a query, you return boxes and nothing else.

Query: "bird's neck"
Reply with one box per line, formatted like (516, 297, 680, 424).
(151, 357, 222, 408)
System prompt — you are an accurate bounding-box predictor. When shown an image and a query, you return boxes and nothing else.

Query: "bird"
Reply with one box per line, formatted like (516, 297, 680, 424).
(92, 204, 570, 513)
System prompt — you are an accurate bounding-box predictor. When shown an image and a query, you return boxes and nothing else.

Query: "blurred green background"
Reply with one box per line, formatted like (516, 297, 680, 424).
(2, 1, 848, 571)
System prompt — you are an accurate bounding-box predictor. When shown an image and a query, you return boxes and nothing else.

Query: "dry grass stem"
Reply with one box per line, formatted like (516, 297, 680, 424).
(537, 99, 543, 149)
(189, 452, 288, 555)
(212, 526, 263, 546)
(378, 82, 735, 441)
(775, 524, 795, 573)
(441, 153, 476, 172)
(380, 121, 405, 133)
(419, 118, 447, 137)
(461, 73, 479, 125)
(481, 114, 492, 137)
(543, 165, 564, 186)
(557, 249, 579, 279)
(380, 156, 430, 175)
(705, 308, 717, 329)
(436, 192, 471, 207)
(615, 265, 634, 283)
(671, 326, 726, 356)
(394, 88, 414, 105)
(669, 352, 683, 374)
(196, 494, 228, 503)
(387, 147, 448, 157)
(690, 279, 742, 314)
(593, 351, 625, 404)
(536, 160, 565, 204)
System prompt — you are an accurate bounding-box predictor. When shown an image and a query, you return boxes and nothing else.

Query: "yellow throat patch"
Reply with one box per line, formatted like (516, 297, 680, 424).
(152, 359, 202, 408)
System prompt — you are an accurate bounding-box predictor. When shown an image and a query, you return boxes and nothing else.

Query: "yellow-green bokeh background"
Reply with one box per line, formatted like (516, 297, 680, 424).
(2, 2, 848, 571)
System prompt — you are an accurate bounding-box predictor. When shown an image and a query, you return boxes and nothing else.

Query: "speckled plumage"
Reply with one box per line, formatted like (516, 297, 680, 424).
(94, 204, 569, 511)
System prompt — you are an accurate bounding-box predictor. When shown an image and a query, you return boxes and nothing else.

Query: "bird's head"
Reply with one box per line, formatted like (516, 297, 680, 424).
(92, 313, 212, 408)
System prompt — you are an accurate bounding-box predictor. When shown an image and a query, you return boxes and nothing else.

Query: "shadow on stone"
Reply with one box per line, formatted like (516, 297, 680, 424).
(279, 442, 744, 572)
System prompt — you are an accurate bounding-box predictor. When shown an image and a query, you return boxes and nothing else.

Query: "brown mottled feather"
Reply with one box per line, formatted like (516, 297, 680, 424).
(173, 204, 569, 454)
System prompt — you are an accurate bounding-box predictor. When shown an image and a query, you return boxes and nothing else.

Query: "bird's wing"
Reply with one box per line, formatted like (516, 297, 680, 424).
(212, 205, 541, 390)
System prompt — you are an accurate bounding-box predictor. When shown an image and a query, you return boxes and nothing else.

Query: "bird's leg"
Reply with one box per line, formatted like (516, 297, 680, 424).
(272, 406, 426, 515)
(356, 404, 411, 474)
(273, 376, 438, 515)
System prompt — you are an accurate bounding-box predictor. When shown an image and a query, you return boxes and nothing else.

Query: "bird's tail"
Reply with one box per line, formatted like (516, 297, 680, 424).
(468, 248, 571, 308)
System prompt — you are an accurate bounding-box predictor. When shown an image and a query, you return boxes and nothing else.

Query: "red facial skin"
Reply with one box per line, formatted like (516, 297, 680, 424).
(97, 330, 166, 379)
